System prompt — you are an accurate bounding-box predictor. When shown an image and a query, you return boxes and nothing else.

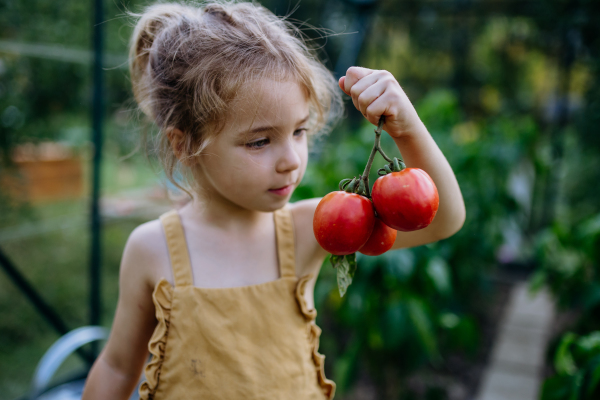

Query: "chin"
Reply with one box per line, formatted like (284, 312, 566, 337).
(264, 202, 289, 212)
(260, 197, 292, 212)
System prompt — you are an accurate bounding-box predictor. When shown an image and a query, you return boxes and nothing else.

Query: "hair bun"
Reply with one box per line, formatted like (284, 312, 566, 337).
(129, 4, 192, 116)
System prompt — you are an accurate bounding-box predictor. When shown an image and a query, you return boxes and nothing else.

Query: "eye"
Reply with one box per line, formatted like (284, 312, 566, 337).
(294, 128, 307, 137)
(246, 138, 269, 149)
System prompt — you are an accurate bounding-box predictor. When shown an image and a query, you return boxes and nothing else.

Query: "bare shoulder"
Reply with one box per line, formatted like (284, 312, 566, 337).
(288, 198, 328, 276)
(122, 219, 171, 290)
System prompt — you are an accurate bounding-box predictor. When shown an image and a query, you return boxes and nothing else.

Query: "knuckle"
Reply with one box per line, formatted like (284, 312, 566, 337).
(382, 74, 396, 85)
(390, 91, 404, 103)
(357, 91, 368, 103)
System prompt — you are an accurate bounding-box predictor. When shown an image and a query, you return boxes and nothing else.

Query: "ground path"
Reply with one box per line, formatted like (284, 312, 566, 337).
(475, 282, 555, 400)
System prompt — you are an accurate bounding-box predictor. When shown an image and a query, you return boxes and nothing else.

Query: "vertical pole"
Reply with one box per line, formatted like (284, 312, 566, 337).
(0, 248, 71, 336)
(90, 0, 104, 352)
(539, 24, 575, 229)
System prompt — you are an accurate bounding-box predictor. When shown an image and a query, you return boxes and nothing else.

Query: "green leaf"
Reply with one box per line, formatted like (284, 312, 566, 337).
(555, 333, 578, 376)
(331, 253, 357, 297)
(576, 332, 600, 353)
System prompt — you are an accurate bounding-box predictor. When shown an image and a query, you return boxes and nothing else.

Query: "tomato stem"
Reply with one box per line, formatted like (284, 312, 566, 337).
(361, 116, 394, 198)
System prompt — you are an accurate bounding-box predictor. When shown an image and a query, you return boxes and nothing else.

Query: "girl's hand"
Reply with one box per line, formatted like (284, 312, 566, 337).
(339, 67, 424, 139)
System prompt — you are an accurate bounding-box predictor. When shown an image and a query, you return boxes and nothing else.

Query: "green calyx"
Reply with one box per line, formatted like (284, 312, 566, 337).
(377, 157, 406, 176)
(339, 176, 369, 197)
(338, 178, 353, 191)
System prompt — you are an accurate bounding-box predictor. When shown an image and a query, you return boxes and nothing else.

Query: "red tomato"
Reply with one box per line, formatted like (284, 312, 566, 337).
(313, 191, 375, 255)
(359, 218, 397, 256)
(372, 168, 439, 232)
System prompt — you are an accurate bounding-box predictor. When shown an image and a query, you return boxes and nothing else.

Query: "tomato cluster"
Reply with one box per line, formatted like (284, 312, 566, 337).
(311, 117, 439, 297)
(313, 166, 439, 257)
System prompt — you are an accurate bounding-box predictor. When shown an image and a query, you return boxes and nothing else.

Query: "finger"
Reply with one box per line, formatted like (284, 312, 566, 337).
(338, 76, 349, 95)
(349, 73, 385, 113)
(364, 89, 399, 126)
(343, 66, 375, 94)
(356, 79, 387, 117)
(348, 70, 389, 112)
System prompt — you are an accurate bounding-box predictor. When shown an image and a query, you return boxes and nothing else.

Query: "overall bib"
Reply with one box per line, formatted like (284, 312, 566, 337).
(138, 206, 336, 399)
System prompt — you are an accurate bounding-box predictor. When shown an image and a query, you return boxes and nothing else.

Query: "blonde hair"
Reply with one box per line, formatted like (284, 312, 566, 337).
(129, 1, 342, 197)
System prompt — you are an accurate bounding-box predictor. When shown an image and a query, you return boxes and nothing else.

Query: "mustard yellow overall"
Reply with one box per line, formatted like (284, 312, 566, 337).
(138, 206, 335, 399)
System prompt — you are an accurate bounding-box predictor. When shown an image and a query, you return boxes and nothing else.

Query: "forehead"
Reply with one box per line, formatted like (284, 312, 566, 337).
(223, 79, 310, 134)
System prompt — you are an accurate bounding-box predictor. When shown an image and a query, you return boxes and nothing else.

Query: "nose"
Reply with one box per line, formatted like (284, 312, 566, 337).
(275, 138, 301, 173)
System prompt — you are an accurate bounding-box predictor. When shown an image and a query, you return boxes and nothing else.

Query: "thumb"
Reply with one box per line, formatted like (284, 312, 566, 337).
(338, 76, 349, 95)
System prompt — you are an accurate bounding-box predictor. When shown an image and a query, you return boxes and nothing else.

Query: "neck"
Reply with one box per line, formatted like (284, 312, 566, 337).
(180, 180, 272, 232)
(177, 165, 277, 231)
(184, 193, 268, 229)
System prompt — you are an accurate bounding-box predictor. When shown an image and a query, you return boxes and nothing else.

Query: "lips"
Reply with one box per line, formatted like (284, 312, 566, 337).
(268, 184, 293, 196)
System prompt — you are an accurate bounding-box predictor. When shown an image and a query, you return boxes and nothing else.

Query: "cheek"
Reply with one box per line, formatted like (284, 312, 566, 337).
(200, 152, 245, 192)
(298, 137, 308, 163)
(300, 148, 308, 169)
(236, 154, 276, 180)
(296, 142, 309, 180)
(225, 155, 272, 188)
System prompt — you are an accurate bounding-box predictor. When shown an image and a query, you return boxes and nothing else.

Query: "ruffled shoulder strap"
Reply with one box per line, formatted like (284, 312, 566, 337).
(273, 205, 296, 279)
(159, 209, 194, 287)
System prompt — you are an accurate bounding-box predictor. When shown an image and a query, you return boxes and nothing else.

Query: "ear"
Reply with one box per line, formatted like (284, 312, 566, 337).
(167, 128, 196, 166)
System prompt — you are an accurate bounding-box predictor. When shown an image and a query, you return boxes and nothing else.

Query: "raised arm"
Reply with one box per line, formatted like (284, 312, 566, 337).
(340, 66, 466, 249)
(82, 223, 161, 400)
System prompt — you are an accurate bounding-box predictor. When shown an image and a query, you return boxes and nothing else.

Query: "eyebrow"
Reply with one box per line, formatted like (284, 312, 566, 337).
(237, 115, 310, 137)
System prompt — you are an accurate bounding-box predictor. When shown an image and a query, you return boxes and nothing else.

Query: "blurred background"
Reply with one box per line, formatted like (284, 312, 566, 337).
(1, 0, 600, 399)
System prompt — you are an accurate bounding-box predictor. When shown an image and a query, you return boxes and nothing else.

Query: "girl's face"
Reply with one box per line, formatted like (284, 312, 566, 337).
(194, 79, 310, 212)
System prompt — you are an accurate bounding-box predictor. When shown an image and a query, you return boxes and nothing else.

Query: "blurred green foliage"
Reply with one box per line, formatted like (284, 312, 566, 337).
(541, 331, 600, 400)
(1, 0, 600, 399)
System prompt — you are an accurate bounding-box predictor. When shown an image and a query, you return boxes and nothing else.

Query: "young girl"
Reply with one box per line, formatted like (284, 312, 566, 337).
(82, 1, 465, 399)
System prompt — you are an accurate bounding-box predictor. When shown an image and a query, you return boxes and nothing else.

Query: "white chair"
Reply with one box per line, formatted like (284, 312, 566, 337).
(28, 326, 141, 400)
